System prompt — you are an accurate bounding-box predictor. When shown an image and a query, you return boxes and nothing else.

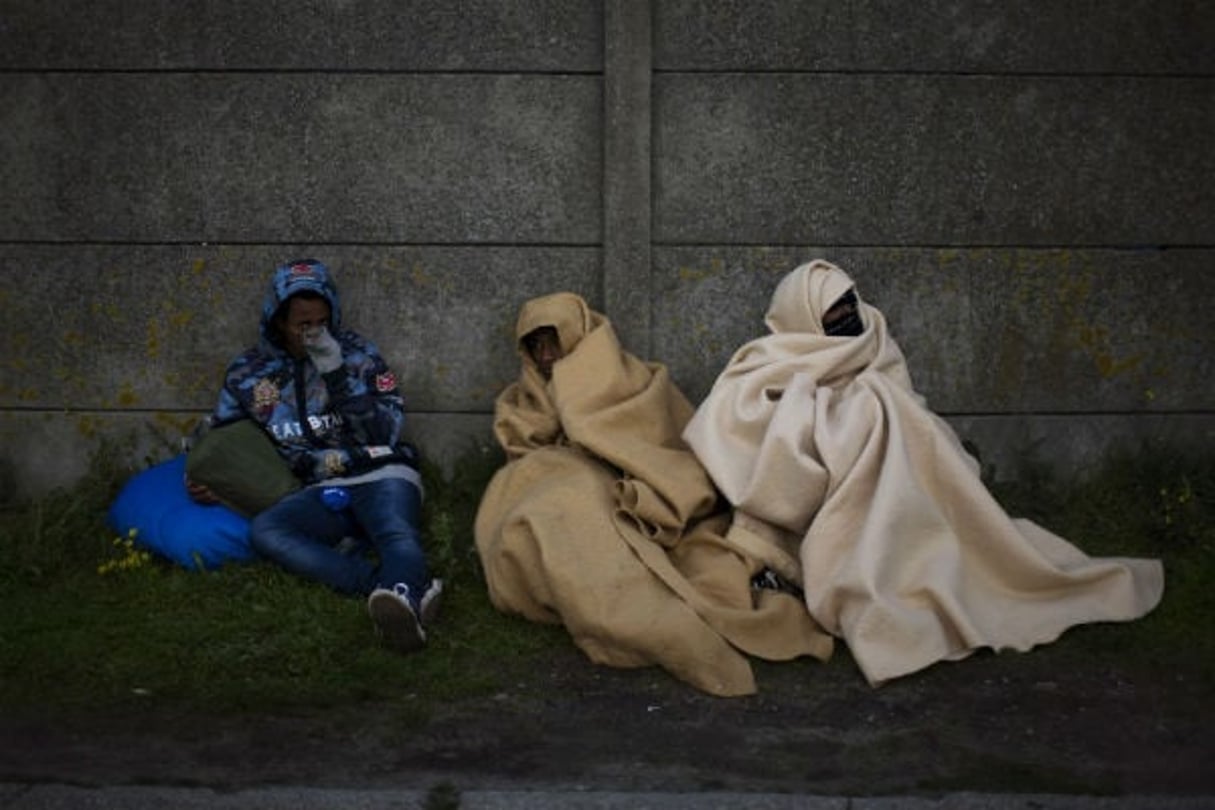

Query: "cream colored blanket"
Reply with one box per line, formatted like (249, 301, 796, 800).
(683, 260, 1164, 686)
(475, 292, 831, 696)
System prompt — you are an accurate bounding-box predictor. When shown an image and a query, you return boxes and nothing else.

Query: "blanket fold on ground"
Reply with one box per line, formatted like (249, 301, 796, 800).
(476, 292, 832, 696)
(683, 259, 1164, 686)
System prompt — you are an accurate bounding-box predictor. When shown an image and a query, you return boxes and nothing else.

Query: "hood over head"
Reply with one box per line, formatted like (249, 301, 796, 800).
(260, 258, 343, 349)
(764, 259, 864, 336)
(513, 291, 599, 359)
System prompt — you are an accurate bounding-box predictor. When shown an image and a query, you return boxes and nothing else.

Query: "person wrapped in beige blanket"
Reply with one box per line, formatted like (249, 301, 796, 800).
(683, 259, 1164, 686)
(475, 292, 832, 696)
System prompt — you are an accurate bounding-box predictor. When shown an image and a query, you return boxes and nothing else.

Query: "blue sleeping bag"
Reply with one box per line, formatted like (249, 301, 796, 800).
(107, 455, 256, 571)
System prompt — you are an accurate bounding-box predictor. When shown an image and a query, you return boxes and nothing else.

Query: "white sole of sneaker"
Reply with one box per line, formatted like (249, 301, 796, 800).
(367, 589, 425, 654)
(420, 579, 444, 628)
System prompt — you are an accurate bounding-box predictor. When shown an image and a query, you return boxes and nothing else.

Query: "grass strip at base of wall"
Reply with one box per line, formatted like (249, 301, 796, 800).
(1, 434, 1211, 716)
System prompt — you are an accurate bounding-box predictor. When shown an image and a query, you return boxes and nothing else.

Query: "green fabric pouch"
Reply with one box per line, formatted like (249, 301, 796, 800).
(185, 420, 300, 517)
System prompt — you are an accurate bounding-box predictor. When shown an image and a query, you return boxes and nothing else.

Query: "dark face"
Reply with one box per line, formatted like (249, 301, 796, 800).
(822, 290, 862, 337)
(522, 326, 563, 380)
(276, 295, 332, 358)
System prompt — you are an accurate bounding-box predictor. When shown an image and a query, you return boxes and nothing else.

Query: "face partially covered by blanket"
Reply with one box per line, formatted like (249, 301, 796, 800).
(683, 261, 919, 554)
(683, 260, 1164, 686)
(491, 291, 603, 457)
(475, 292, 832, 697)
(494, 290, 720, 536)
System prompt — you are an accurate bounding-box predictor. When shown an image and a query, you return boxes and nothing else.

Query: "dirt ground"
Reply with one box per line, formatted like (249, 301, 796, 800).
(3, 640, 1213, 798)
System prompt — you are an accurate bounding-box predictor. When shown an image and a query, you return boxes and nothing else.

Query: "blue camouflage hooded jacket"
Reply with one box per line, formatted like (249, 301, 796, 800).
(211, 259, 416, 484)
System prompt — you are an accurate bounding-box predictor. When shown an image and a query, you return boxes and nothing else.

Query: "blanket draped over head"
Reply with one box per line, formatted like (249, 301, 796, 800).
(683, 260, 1165, 686)
(475, 292, 832, 696)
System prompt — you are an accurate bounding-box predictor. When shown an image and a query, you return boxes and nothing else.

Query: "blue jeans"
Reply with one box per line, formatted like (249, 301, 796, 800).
(250, 477, 428, 598)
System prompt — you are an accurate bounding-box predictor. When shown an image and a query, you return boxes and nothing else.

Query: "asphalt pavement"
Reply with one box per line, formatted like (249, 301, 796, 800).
(3, 785, 1214, 810)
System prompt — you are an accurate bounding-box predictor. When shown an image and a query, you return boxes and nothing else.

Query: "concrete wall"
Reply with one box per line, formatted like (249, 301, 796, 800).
(2, 1, 1213, 497)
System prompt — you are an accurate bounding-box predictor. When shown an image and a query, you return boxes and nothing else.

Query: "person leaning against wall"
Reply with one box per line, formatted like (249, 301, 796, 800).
(682, 258, 1164, 686)
(187, 258, 442, 654)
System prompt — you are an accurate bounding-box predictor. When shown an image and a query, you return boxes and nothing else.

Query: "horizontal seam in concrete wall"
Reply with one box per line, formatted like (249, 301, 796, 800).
(10, 240, 1195, 250)
(0, 68, 604, 77)
(0, 240, 607, 248)
(649, 242, 1210, 250)
(652, 68, 1215, 79)
(8, 69, 1210, 79)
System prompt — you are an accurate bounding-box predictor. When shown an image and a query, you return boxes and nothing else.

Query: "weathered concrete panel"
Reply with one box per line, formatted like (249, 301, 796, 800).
(655, 0, 1215, 74)
(3, 0, 1213, 505)
(652, 247, 1214, 413)
(654, 74, 1214, 245)
(950, 413, 1215, 483)
(0, 0, 602, 71)
(6, 408, 1209, 501)
(0, 245, 601, 412)
(0, 410, 495, 502)
(0, 74, 601, 242)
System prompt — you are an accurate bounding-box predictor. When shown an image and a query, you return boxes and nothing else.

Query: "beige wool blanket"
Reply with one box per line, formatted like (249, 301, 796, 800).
(475, 292, 831, 696)
(683, 260, 1164, 686)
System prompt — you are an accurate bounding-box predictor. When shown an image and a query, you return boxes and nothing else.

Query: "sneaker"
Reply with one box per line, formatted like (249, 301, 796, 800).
(419, 578, 444, 628)
(367, 583, 425, 654)
(750, 568, 804, 598)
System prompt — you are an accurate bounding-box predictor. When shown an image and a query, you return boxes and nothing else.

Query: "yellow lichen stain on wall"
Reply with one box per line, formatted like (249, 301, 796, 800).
(75, 414, 99, 439)
(137, 261, 222, 406)
(89, 300, 123, 322)
(162, 358, 227, 402)
(687, 318, 725, 359)
(146, 318, 163, 359)
(4, 331, 32, 375)
(154, 411, 200, 437)
(168, 308, 193, 330)
(406, 262, 454, 310)
(749, 247, 796, 276)
(410, 262, 437, 287)
(927, 249, 965, 296)
(1073, 322, 1145, 379)
(678, 257, 726, 283)
(936, 249, 961, 268)
(10, 254, 250, 418)
(993, 251, 1158, 397)
(147, 302, 196, 361)
(116, 383, 139, 408)
(1093, 352, 1144, 379)
(466, 383, 509, 403)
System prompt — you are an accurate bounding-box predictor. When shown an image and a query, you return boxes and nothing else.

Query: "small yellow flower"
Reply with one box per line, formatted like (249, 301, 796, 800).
(98, 531, 153, 576)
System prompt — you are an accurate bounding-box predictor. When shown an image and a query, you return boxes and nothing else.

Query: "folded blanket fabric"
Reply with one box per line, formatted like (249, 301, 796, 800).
(683, 259, 1164, 686)
(475, 292, 831, 697)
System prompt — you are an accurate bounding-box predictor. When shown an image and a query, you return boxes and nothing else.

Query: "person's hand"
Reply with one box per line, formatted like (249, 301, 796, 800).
(302, 326, 343, 373)
(185, 476, 220, 506)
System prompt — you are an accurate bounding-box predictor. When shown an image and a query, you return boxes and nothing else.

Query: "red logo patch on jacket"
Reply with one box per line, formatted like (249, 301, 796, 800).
(253, 379, 280, 414)
(375, 372, 397, 392)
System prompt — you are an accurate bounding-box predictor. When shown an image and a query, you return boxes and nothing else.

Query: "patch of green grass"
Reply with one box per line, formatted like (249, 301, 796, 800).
(1, 434, 1212, 718)
(0, 437, 567, 716)
(987, 442, 1215, 677)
